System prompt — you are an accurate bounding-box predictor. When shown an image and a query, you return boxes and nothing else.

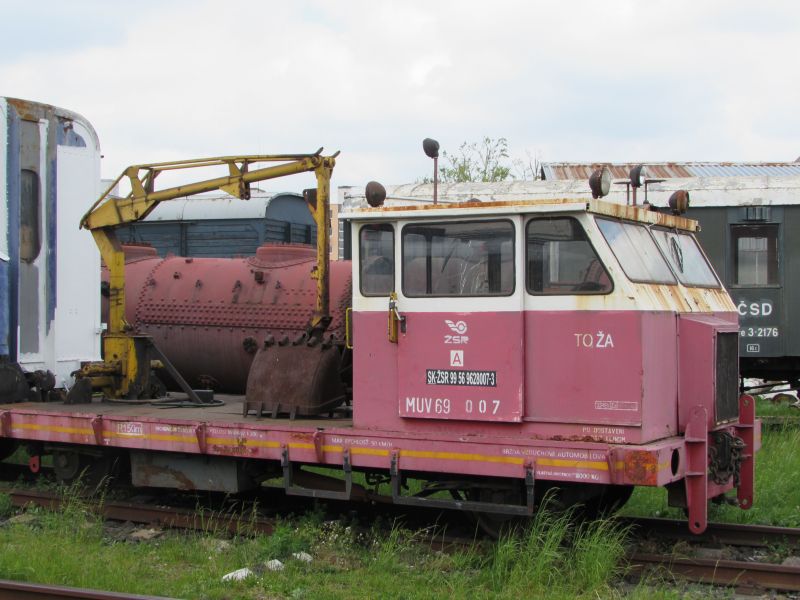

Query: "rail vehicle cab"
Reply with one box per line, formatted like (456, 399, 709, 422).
(346, 198, 745, 447)
(0, 98, 102, 403)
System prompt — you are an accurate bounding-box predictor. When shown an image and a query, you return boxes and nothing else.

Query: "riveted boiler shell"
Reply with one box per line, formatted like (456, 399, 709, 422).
(121, 245, 352, 392)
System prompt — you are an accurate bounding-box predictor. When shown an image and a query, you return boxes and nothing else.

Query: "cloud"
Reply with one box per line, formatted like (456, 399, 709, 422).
(1, 0, 798, 193)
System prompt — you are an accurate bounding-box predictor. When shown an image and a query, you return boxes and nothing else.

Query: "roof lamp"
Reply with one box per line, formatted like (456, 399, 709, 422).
(589, 167, 611, 199)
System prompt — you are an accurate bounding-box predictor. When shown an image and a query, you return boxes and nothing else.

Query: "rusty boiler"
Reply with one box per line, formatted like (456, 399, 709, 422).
(109, 245, 351, 406)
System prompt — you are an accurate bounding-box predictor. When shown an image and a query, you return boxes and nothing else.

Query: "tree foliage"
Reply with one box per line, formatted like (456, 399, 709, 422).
(439, 137, 511, 183)
(421, 137, 541, 183)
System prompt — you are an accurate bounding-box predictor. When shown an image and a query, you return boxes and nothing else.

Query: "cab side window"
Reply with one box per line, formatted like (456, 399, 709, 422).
(359, 223, 394, 296)
(526, 217, 612, 294)
(402, 220, 515, 297)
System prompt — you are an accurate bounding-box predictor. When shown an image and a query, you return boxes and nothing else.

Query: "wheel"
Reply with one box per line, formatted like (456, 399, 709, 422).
(581, 485, 634, 519)
(0, 439, 18, 462)
(52, 449, 122, 489)
(467, 486, 530, 538)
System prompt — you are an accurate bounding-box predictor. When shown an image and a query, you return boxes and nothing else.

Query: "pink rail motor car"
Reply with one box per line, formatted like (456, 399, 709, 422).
(0, 195, 758, 534)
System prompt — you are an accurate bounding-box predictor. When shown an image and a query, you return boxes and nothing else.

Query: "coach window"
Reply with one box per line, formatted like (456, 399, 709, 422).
(359, 223, 394, 296)
(651, 228, 721, 288)
(596, 219, 676, 284)
(20, 169, 41, 263)
(402, 220, 514, 297)
(526, 217, 612, 294)
(731, 224, 779, 286)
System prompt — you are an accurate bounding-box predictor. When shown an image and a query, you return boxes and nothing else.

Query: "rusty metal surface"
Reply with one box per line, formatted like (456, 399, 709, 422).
(245, 341, 346, 417)
(587, 199, 698, 231)
(349, 196, 700, 232)
(130, 451, 256, 492)
(621, 450, 659, 486)
(116, 244, 352, 392)
(628, 552, 800, 592)
(624, 516, 800, 548)
(0, 580, 177, 600)
(541, 162, 800, 181)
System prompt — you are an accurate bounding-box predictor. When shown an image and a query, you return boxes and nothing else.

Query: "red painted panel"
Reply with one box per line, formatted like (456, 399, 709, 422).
(352, 311, 398, 429)
(677, 314, 738, 431)
(397, 312, 524, 422)
(641, 313, 679, 441)
(525, 311, 643, 425)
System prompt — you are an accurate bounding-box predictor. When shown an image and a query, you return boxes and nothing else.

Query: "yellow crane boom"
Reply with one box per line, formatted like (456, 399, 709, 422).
(75, 151, 337, 401)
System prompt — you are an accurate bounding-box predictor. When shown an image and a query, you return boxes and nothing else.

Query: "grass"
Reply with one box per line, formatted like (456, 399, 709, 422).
(0, 487, 640, 599)
(754, 394, 799, 418)
(2, 403, 796, 597)
(622, 426, 800, 527)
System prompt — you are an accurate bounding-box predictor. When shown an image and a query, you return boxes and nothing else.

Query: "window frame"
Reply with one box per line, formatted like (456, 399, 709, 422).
(729, 223, 781, 288)
(651, 226, 722, 289)
(358, 222, 395, 297)
(19, 169, 42, 264)
(595, 217, 678, 285)
(525, 216, 614, 296)
(400, 218, 516, 298)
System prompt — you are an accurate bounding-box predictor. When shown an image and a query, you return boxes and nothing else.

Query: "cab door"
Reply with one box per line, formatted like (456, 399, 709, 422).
(395, 217, 524, 422)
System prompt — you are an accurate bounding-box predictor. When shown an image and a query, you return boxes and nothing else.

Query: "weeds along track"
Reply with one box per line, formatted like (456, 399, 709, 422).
(624, 517, 800, 592)
(0, 578, 178, 600)
(3, 468, 800, 593)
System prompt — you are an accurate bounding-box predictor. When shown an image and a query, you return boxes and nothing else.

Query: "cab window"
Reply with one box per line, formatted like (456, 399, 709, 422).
(20, 169, 41, 263)
(526, 217, 612, 294)
(596, 218, 676, 284)
(402, 220, 514, 297)
(651, 227, 720, 288)
(359, 223, 394, 296)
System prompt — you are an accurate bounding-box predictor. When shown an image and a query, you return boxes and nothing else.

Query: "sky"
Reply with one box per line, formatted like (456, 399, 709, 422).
(2, 0, 799, 195)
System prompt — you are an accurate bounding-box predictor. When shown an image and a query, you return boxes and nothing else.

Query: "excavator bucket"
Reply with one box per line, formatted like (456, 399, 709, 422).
(244, 336, 346, 418)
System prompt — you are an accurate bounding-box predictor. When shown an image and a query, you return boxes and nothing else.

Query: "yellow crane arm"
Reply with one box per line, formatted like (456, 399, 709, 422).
(78, 151, 337, 400)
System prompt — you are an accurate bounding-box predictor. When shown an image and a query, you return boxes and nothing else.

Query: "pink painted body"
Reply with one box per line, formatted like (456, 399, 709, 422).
(354, 309, 739, 446)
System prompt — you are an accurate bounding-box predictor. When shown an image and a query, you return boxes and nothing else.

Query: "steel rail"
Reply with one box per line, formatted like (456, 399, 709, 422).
(0, 579, 178, 600)
(622, 516, 800, 547)
(627, 553, 800, 592)
(759, 415, 800, 429)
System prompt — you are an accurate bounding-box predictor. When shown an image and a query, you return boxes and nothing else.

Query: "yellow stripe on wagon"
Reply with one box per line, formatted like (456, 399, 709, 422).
(9, 422, 670, 474)
(12, 423, 93, 436)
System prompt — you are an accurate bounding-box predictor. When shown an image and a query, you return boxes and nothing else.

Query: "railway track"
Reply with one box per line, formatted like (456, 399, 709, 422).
(2, 481, 799, 593)
(624, 517, 800, 592)
(0, 579, 178, 600)
(760, 414, 800, 429)
(623, 516, 800, 547)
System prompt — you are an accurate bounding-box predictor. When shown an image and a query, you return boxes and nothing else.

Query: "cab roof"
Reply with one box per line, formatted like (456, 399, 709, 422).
(340, 197, 699, 232)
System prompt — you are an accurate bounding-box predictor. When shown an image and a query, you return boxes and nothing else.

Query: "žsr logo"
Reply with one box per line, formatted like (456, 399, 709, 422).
(444, 320, 468, 335)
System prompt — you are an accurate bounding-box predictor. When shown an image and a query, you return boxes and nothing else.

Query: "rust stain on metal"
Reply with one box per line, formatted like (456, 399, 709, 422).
(137, 463, 198, 490)
(0, 411, 10, 437)
(6, 97, 49, 121)
(624, 450, 659, 485)
(353, 197, 699, 231)
(548, 163, 695, 180)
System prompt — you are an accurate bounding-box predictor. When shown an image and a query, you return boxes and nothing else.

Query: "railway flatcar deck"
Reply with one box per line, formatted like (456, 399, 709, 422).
(0, 395, 759, 509)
